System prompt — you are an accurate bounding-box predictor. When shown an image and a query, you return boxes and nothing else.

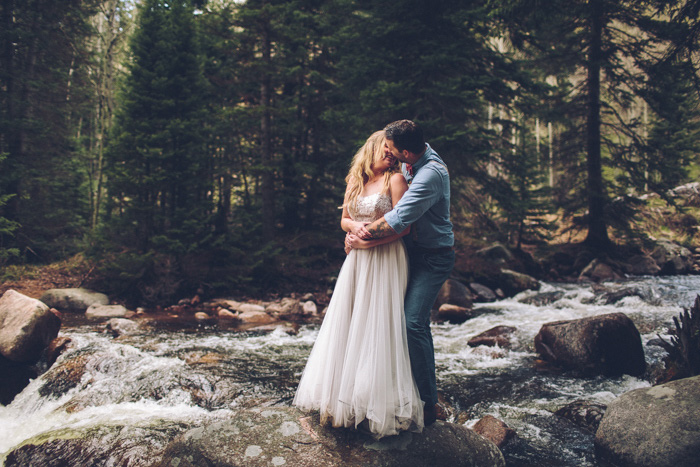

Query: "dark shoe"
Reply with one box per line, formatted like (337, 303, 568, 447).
(424, 404, 437, 426)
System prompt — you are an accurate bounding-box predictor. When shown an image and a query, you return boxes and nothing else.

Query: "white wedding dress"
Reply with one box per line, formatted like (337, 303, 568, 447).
(293, 192, 424, 438)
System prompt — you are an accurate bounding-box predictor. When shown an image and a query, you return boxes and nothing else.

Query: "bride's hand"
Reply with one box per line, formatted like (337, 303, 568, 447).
(346, 232, 368, 250)
(349, 221, 371, 239)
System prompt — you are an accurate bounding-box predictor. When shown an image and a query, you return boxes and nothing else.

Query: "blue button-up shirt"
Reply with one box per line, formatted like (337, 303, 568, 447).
(384, 143, 454, 249)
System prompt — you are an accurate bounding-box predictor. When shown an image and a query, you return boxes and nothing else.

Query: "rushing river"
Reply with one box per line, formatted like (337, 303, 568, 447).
(2, 275, 699, 466)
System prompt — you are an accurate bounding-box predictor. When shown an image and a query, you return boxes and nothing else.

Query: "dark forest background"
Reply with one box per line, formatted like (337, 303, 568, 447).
(2, 0, 700, 305)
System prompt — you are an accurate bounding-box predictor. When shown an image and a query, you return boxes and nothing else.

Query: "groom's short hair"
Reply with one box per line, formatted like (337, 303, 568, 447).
(384, 120, 425, 154)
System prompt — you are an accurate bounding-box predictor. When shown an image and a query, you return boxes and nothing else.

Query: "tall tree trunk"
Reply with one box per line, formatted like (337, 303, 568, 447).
(584, 0, 610, 249)
(260, 19, 274, 242)
(90, 0, 121, 230)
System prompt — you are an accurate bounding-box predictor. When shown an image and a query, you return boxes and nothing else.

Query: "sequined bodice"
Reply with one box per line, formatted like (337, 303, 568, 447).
(349, 192, 393, 223)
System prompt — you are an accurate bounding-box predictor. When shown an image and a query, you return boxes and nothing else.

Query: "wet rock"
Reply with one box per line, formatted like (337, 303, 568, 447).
(38, 353, 90, 398)
(217, 308, 237, 319)
(623, 254, 661, 276)
(247, 322, 299, 334)
(39, 288, 109, 313)
(469, 282, 497, 302)
(0, 289, 62, 363)
(265, 297, 303, 315)
(651, 240, 694, 275)
(85, 304, 128, 319)
(578, 259, 622, 282)
(435, 279, 473, 310)
(194, 312, 211, 320)
(519, 291, 564, 306)
(468, 326, 517, 349)
(554, 400, 606, 433)
(4, 421, 194, 467)
(239, 303, 266, 313)
(595, 375, 700, 467)
(237, 310, 275, 325)
(159, 407, 505, 467)
(302, 300, 318, 315)
(45, 336, 72, 366)
(472, 415, 517, 449)
(601, 287, 644, 305)
(0, 354, 37, 405)
(105, 318, 141, 337)
(435, 304, 474, 324)
(498, 269, 540, 296)
(534, 312, 646, 377)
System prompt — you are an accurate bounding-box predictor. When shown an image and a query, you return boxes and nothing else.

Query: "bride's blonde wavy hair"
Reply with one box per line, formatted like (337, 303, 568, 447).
(344, 130, 399, 210)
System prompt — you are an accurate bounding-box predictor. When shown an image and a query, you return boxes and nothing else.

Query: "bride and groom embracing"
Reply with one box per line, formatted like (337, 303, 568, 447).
(293, 119, 455, 439)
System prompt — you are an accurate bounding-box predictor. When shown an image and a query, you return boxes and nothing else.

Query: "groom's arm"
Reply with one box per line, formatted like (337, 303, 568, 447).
(368, 164, 444, 239)
(366, 217, 396, 239)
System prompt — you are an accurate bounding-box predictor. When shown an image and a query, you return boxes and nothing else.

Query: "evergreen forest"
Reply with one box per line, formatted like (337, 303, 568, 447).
(2, 0, 700, 305)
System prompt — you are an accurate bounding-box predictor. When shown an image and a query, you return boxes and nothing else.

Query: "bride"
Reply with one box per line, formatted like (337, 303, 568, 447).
(293, 130, 424, 438)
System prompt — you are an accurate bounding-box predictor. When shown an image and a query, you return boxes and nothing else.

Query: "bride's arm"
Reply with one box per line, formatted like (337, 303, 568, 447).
(346, 227, 410, 249)
(340, 182, 371, 237)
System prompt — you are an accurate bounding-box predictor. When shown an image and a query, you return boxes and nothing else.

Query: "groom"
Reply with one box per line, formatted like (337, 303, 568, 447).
(364, 119, 455, 425)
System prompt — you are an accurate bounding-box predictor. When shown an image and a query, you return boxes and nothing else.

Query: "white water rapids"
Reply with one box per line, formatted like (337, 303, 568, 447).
(1, 275, 698, 466)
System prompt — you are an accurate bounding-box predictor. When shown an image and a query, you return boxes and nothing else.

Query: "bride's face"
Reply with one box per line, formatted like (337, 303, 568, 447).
(372, 152, 398, 174)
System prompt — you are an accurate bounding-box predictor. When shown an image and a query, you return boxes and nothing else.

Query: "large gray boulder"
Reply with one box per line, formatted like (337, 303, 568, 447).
(595, 375, 700, 467)
(40, 288, 109, 313)
(623, 254, 661, 276)
(498, 269, 540, 296)
(651, 241, 694, 275)
(0, 290, 61, 363)
(158, 407, 505, 467)
(435, 279, 473, 310)
(534, 312, 646, 377)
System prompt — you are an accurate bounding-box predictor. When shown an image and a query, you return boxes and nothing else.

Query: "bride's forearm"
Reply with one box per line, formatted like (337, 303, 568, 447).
(348, 225, 410, 249)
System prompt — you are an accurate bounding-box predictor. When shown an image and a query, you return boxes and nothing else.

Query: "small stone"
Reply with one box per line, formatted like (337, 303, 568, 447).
(468, 326, 516, 348)
(85, 304, 128, 319)
(238, 310, 275, 325)
(218, 308, 237, 319)
(472, 415, 516, 448)
(105, 318, 140, 337)
(435, 303, 473, 324)
(194, 312, 210, 320)
(302, 301, 317, 315)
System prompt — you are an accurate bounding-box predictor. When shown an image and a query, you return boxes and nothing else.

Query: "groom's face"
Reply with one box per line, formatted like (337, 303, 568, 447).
(385, 139, 408, 163)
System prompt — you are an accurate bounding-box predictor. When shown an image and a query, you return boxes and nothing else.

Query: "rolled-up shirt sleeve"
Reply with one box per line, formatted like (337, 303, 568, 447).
(384, 165, 444, 234)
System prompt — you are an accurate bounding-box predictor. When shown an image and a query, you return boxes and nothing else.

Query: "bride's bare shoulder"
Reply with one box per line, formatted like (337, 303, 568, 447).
(389, 172, 408, 189)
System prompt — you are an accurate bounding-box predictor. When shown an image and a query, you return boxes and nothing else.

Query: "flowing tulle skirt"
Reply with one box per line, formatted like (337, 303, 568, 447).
(293, 240, 424, 438)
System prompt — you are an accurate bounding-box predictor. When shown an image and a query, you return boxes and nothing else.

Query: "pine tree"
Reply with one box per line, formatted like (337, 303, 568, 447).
(105, 0, 212, 254)
(496, 0, 700, 249)
(0, 0, 98, 261)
